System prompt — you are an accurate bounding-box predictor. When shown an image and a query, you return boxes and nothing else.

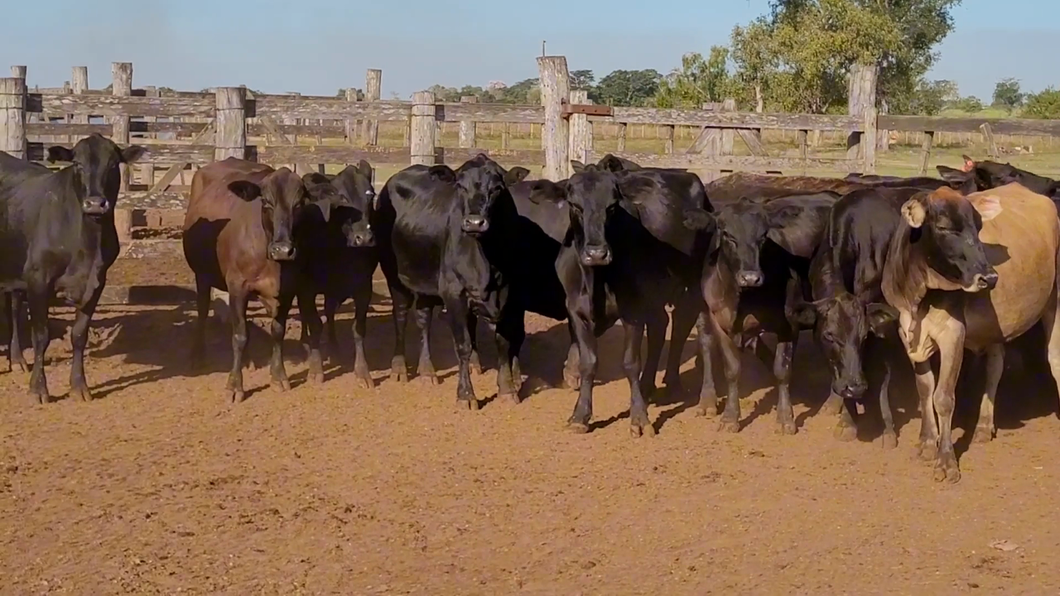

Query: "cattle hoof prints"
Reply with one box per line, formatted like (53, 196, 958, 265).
(880, 432, 899, 450)
(833, 423, 857, 442)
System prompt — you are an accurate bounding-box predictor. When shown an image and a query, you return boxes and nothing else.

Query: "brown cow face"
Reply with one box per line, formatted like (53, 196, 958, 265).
(228, 168, 309, 261)
(900, 189, 1002, 292)
(427, 154, 530, 236)
(46, 133, 145, 215)
(792, 294, 897, 399)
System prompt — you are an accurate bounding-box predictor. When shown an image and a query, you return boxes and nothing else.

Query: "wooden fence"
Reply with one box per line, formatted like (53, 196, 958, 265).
(4, 57, 1060, 304)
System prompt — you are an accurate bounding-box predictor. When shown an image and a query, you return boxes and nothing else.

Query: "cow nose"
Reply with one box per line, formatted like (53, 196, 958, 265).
(582, 245, 611, 266)
(979, 271, 999, 290)
(267, 241, 296, 261)
(350, 229, 376, 248)
(736, 270, 764, 287)
(462, 215, 489, 233)
(81, 196, 108, 214)
(839, 380, 868, 400)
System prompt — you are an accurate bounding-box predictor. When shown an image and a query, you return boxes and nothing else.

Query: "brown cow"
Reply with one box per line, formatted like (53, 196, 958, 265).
(880, 183, 1060, 483)
(183, 158, 346, 403)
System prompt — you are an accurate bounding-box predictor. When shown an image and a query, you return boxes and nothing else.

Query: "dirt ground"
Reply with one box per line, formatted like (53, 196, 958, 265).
(3, 256, 1060, 595)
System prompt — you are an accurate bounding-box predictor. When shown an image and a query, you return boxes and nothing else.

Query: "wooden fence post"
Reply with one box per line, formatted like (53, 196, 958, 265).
(846, 63, 878, 162)
(409, 91, 436, 165)
(110, 62, 132, 186)
(537, 55, 570, 180)
(568, 89, 591, 163)
(862, 107, 877, 174)
(215, 87, 247, 161)
(720, 98, 736, 155)
(345, 87, 358, 144)
(919, 131, 934, 175)
(362, 69, 381, 146)
(0, 77, 27, 159)
(459, 96, 478, 148)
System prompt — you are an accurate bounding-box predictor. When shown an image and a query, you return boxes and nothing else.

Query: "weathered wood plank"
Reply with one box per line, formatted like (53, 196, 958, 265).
(29, 142, 214, 164)
(31, 94, 215, 118)
(252, 97, 411, 121)
(438, 102, 545, 124)
(437, 147, 545, 165)
(595, 108, 863, 131)
(258, 145, 411, 164)
(590, 151, 859, 171)
(119, 191, 187, 210)
(881, 115, 1060, 136)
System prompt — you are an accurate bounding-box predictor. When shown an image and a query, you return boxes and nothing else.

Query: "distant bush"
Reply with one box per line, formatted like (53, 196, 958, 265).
(1023, 88, 1060, 119)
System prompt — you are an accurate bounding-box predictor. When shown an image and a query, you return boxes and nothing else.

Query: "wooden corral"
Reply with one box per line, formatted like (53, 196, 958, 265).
(5, 57, 1060, 305)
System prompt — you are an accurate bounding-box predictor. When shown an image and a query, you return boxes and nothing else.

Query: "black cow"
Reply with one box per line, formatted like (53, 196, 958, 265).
(524, 161, 714, 436)
(295, 161, 379, 389)
(684, 192, 838, 434)
(791, 187, 914, 446)
(1, 291, 28, 372)
(938, 155, 1060, 198)
(374, 155, 530, 409)
(0, 134, 145, 403)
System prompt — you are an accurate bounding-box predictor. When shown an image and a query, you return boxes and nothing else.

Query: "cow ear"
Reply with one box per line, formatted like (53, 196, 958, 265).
(570, 160, 587, 174)
(936, 165, 970, 185)
(962, 155, 976, 172)
(901, 198, 926, 228)
(121, 145, 146, 164)
(357, 159, 373, 180)
(527, 180, 566, 206)
(682, 208, 716, 233)
(790, 302, 818, 327)
(504, 166, 530, 186)
(865, 302, 898, 336)
(971, 194, 1003, 221)
(427, 165, 455, 183)
(313, 200, 332, 223)
(767, 204, 803, 228)
(616, 173, 654, 205)
(46, 146, 74, 163)
(228, 180, 262, 202)
(302, 172, 330, 187)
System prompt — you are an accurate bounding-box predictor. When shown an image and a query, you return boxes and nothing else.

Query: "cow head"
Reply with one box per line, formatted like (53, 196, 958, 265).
(900, 187, 1001, 292)
(228, 167, 308, 261)
(306, 161, 377, 248)
(791, 294, 898, 399)
(686, 197, 802, 288)
(46, 133, 146, 216)
(426, 154, 530, 236)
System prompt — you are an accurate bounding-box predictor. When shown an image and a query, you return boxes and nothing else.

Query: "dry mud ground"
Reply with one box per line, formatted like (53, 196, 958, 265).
(2, 257, 1060, 595)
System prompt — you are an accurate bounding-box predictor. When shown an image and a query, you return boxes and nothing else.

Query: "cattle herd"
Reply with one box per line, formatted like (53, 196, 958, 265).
(2, 133, 1060, 484)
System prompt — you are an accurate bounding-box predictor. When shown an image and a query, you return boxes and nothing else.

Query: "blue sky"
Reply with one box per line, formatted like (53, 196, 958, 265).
(1, 0, 1056, 101)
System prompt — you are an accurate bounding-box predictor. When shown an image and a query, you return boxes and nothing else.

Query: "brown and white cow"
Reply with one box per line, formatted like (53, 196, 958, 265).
(880, 183, 1060, 483)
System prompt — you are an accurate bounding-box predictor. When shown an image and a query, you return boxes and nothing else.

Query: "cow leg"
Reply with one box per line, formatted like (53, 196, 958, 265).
(638, 308, 667, 400)
(707, 313, 742, 433)
(495, 308, 524, 403)
(663, 298, 698, 395)
(1042, 284, 1060, 417)
(351, 281, 374, 390)
(444, 297, 478, 409)
(466, 311, 483, 375)
(931, 338, 965, 483)
(7, 292, 27, 373)
(912, 360, 938, 462)
(413, 300, 438, 385)
(821, 391, 845, 416)
(877, 358, 897, 449)
(567, 311, 598, 433)
(972, 344, 1004, 443)
(25, 280, 53, 404)
(190, 275, 211, 370)
(694, 312, 718, 417)
(297, 290, 324, 385)
(562, 320, 581, 390)
(68, 289, 103, 402)
(773, 331, 797, 435)
(324, 294, 340, 353)
(226, 290, 251, 403)
(388, 283, 412, 383)
(623, 320, 656, 438)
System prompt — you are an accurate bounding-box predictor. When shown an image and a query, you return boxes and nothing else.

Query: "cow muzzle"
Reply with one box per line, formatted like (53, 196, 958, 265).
(964, 271, 999, 292)
(835, 379, 868, 400)
(462, 215, 489, 234)
(348, 228, 376, 248)
(267, 241, 296, 261)
(81, 196, 109, 215)
(735, 270, 764, 288)
(581, 244, 612, 266)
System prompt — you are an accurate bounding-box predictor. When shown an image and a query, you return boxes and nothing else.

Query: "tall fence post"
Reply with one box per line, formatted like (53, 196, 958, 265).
(409, 91, 436, 166)
(458, 96, 478, 149)
(537, 55, 570, 180)
(568, 89, 591, 164)
(345, 87, 359, 144)
(70, 66, 90, 143)
(362, 69, 381, 146)
(846, 63, 878, 164)
(110, 62, 132, 186)
(862, 107, 877, 174)
(215, 87, 247, 161)
(0, 77, 27, 160)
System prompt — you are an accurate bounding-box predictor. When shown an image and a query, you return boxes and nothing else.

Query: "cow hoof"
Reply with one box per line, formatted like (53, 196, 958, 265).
(417, 374, 439, 386)
(821, 396, 844, 416)
(456, 398, 480, 411)
(933, 455, 961, 483)
(70, 386, 94, 402)
(354, 374, 375, 390)
(11, 361, 27, 374)
(880, 431, 899, 450)
(833, 423, 857, 442)
(307, 371, 325, 385)
(694, 404, 718, 418)
(972, 424, 995, 444)
(776, 421, 798, 436)
(916, 442, 937, 463)
(566, 421, 590, 434)
(470, 353, 483, 376)
(272, 378, 292, 392)
(390, 369, 408, 383)
(503, 392, 521, 405)
(630, 420, 655, 438)
(228, 389, 246, 404)
(717, 418, 741, 433)
(30, 392, 50, 405)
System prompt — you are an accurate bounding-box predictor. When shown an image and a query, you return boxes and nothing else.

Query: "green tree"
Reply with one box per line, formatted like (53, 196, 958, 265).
(653, 47, 733, 108)
(992, 78, 1025, 111)
(498, 78, 538, 104)
(1023, 88, 1060, 119)
(950, 95, 983, 112)
(907, 79, 950, 115)
(570, 69, 595, 91)
(730, 18, 777, 112)
(591, 69, 662, 106)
